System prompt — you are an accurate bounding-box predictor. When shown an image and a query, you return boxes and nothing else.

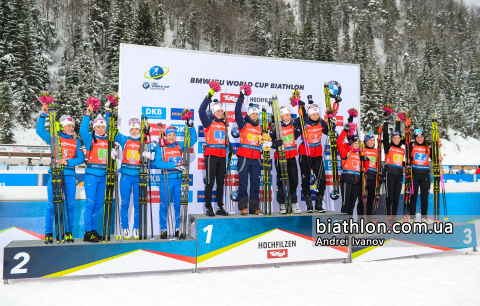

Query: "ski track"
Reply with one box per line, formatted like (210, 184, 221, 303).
(1, 250, 479, 306)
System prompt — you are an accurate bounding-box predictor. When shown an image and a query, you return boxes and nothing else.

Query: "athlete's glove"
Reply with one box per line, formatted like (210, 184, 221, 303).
(111, 149, 118, 159)
(175, 165, 186, 172)
(360, 155, 369, 162)
(207, 88, 214, 99)
(105, 102, 111, 112)
(263, 141, 272, 151)
(274, 139, 284, 147)
(142, 151, 153, 160)
(240, 89, 246, 95)
(187, 120, 194, 127)
(228, 151, 234, 161)
(298, 100, 305, 108)
(344, 123, 350, 133)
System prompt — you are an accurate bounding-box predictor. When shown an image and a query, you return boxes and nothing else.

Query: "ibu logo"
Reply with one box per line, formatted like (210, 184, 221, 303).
(142, 107, 166, 119)
(144, 65, 170, 80)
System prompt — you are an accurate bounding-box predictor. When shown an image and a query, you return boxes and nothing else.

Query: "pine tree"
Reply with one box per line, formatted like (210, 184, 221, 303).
(154, 0, 166, 46)
(210, 23, 221, 53)
(173, 17, 188, 49)
(133, 0, 157, 46)
(0, 79, 15, 143)
(89, 0, 112, 58)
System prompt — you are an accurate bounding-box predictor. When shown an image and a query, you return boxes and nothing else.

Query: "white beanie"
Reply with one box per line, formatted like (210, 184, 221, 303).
(210, 100, 223, 114)
(247, 104, 260, 116)
(279, 107, 291, 116)
(307, 103, 320, 116)
(128, 117, 141, 130)
(59, 115, 75, 127)
(93, 114, 107, 128)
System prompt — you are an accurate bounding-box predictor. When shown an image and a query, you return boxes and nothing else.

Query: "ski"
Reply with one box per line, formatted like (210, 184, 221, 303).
(373, 125, 384, 218)
(102, 105, 118, 242)
(403, 117, 412, 223)
(431, 116, 440, 222)
(323, 82, 340, 200)
(360, 142, 367, 216)
(262, 105, 272, 216)
(179, 110, 193, 239)
(296, 91, 318, 192)
(224, 108, 233, 215)
(271, 94, 292, 215)
(48, 102, 68, 243)
(139, 114, 151, 239)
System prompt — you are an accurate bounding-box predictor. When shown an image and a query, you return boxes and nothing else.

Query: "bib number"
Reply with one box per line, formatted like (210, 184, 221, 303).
(98, 149, 108, 159)
(393, 153, 403, 163)
(127, 150, 140, 161)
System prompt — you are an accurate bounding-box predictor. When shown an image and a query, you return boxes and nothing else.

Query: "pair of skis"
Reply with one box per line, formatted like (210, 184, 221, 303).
(271, 94, 292, 215)
(403, 118, 413, 223)
(102, 106, 119, 242)
(432, 116, 448, 221)
(179, 118, 192, 239)
(323, 82, 340, 200)
(373, 125, 385, 218)
(139, 114, 154, 240)
(223, 108, 234, 215)
(47, 103, 72, 244)
(262, 105, 272, 216)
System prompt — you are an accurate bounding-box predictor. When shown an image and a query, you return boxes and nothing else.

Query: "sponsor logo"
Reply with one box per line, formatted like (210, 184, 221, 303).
(220, 93, 239, 103)
(172, 124, 186, 137)
(171, 108, 195, 121)
(150, 123, 166, 136)
(198, 126, 205, 137)
(230, 158, 238, 171)
(197, 190, 216, 202)
(226, 112, 247, 123)
(151, 83, 170, 90)
(198, 142, 206, 154)
(142, 82, 150, 89)
(267, 249, 288, 259)
(198, 158, 205, 170)
(226, 174, 239, 186)
(147, 190, 161, 203)
(231, 142, 239, 153)
(324, 115, 344, 126)
(144, 65, 170, 80)
(142, 107, 166, 119)
(189, 174, 193, 186)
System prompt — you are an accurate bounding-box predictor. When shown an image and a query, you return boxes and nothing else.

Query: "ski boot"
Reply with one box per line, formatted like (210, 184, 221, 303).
(216, 205, 228, 216)
(123, 229, 131, 240)
(292, 203, 301, 214)
(84, 231, 100, 243)
(315, 195, 326, 213)
(206, 205, 215, 217)
(279, 204, 286, 214)
(161, 230, 167, 239)
(133, 228, 139, 240)
(304, 194, 314, 213)
(44, 233, 53, 245)
(175, 229, 179, 238)
(92, 230, 103, 241)
(65, 232, 74, 243)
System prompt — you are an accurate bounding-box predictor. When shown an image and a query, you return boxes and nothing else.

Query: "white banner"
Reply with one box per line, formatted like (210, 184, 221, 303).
(119, 44, 360, 233)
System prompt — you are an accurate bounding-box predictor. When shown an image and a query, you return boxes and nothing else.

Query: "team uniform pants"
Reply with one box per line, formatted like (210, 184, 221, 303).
(45, 175, 76, 234)
(275, 157, 298, 205)
(205, 155, 226, 208)
(159, 177, 181, 231)
(120, 174, 140, 229)
(84, 174, 106, 232)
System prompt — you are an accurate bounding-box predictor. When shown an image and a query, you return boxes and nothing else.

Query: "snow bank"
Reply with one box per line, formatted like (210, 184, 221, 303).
(441, 128, 480, 166)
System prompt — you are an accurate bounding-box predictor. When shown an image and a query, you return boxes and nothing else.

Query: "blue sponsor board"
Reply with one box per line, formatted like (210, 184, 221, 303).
(325, 160, 343, 171)
(189, 174, 193, 186)
(198, 190, 216, 202)
(188, 190, 193, 203)
(198, 126, 205, 137)
(0, 174, 37, 186)
(198, 142, 206, 154)
(231, 142, 239, 154)
(149, 173, 163, 186)
(142, 106, 166, 119)
(230, 158, 238, 171)
(171, 124, 186, 137)
(171, 108, 195, 120)
(300, 189, 317, 201)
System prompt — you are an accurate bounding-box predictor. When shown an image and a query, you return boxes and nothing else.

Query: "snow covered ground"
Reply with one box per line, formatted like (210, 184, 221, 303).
(441, 128, 480, 166)
(1, 250, 479, 306)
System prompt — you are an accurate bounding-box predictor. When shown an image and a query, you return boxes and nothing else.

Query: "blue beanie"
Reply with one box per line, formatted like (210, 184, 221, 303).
(364, 132, 375, 142)
(166, 126, 177, 135)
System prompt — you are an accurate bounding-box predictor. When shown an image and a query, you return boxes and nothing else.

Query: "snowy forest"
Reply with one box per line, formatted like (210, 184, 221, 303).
(0, 0, 479, 144)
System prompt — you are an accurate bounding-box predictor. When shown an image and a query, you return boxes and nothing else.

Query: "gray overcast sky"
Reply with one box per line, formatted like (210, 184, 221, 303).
(464, 0, 480, 7)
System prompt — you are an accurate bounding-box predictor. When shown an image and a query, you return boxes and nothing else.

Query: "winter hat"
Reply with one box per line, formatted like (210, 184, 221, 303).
(391, 130, 400, 139)
(348, 134, 360, 145)
(364, 132, 375, 142)
(129, 118, 141, 130)
(414, 128, 424, 137)
(248, 103, 260, 116)
(59, 115, 75, 127)
(307, 103, 320, 116)
(210, 99, 223, 114)
(166, 126, 178, 136)
(93, 114, 107, 128)
(280, 107, 291, 116)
